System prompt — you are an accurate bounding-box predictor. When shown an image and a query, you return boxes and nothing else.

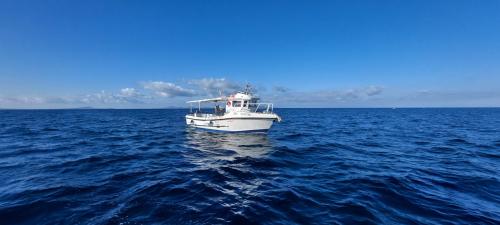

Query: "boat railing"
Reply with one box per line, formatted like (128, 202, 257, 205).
(189, 112, 215, 118)
(248, 103, 274, 113)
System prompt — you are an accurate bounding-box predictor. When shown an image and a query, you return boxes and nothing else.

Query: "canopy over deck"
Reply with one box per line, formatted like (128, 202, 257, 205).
(186, 97, 227, 104)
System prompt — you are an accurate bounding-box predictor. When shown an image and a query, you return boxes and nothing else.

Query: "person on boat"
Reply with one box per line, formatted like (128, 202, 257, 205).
(215, 105, 224, 116)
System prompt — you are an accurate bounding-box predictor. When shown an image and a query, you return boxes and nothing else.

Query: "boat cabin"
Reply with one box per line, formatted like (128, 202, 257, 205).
(225, 92, 260, 113)
(187, 92, 273, 117)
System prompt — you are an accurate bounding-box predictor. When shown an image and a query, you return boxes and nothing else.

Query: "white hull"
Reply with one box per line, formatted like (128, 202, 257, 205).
(185, 115, 277, 132)
(185, 87, 281, 132)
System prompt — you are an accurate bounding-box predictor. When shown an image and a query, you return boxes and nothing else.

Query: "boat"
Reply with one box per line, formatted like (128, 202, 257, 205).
(185, 85, 281, 132)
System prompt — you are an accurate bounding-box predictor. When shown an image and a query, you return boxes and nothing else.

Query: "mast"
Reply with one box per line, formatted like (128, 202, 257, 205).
(244, 83, 251, 95)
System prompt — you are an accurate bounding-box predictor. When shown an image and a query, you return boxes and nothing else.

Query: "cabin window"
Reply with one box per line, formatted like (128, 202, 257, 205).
(243, 101, 248, 107)
(232, 101, 242, 107)
(248, 99, 257, 111)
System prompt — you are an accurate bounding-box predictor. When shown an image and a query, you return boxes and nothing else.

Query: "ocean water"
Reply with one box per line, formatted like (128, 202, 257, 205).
(0, 108, 499, 225)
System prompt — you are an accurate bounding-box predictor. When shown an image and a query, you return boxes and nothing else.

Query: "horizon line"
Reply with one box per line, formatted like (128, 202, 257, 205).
(1, 106, 500, 110)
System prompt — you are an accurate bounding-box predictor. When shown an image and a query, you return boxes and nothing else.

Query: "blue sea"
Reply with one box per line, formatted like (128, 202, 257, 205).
(0, 108, 499, 224)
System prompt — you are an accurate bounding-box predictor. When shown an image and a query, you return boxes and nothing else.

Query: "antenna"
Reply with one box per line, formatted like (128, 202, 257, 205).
(244, 83, 251, 94)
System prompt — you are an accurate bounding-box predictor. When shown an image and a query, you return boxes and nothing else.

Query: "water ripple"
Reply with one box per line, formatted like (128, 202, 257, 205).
(0, 108, 499, 224)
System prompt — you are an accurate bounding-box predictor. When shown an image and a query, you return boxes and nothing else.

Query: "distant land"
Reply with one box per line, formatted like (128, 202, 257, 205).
(0, 106, 190, 110)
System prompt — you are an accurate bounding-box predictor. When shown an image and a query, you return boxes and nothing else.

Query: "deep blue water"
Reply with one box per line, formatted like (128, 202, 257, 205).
(0, 108, 499, 225)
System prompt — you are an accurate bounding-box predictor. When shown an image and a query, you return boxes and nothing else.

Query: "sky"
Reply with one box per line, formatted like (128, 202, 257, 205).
(1, 0, 499, 108)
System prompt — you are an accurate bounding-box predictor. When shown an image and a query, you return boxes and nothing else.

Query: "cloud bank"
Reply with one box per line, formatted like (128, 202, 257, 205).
(263, 85, 385, 107)
(188, 78, 242, 96)
(0, 80, 386, 108)
(3, 76, 495, 108)
(142, 81, 196, 97)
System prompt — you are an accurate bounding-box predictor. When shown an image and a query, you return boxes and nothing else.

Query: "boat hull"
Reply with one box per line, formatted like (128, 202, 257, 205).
(185, 115, 276, 132)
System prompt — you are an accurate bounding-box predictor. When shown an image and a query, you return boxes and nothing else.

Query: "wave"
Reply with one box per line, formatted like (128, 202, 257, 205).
(0, 108, 499, 224)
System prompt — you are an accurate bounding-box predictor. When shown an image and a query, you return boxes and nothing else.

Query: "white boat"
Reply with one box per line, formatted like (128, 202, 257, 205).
(185, 86, 281, 132)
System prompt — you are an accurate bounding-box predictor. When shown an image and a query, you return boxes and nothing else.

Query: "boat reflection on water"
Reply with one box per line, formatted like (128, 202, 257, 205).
(184, 128, 273, 160)
(183, 129, 274, 203)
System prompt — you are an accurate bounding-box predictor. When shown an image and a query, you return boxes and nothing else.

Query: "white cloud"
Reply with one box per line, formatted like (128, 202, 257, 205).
(142, 81, 196, 97)
(189, 78, 241, 96)
(265, 85, 385, 106)
(119, 88, 139, 97)
(2, 83, 500, 108)
(364, 85, 384, 96)
(0, 96, 45, 104)
(81, 91, 117, 104)
(0, 88, 148, 107)
(0, 96, 79, 108)
(80, 89, 148, 104)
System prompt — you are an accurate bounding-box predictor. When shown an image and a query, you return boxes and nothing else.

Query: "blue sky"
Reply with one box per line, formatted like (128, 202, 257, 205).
(1, 0, 499, 108)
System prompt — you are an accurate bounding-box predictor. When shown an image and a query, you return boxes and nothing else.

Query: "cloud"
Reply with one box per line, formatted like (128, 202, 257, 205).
(0, 80, 385, 108)
(265, 85, 385, 106)
(81, 91, 115, 104)
(416, 89, 431, 95)
(119, 88, 140, 97)
(337, 86, 384, 99)
(189, 78, 241, 96)
(142, 81, 196, 97)
(0, 88, 148, 107)
(273, 86, 289, 93)
(0, 96, 81, 108)
(0, 96, 46, 104)
(0, 82, 195, 108)
(364, 85, 384, 96)
(80, 88, 151, 104)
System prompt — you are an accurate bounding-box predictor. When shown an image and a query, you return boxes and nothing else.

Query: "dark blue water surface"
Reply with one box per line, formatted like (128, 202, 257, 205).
(0, 108, 499, 225)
